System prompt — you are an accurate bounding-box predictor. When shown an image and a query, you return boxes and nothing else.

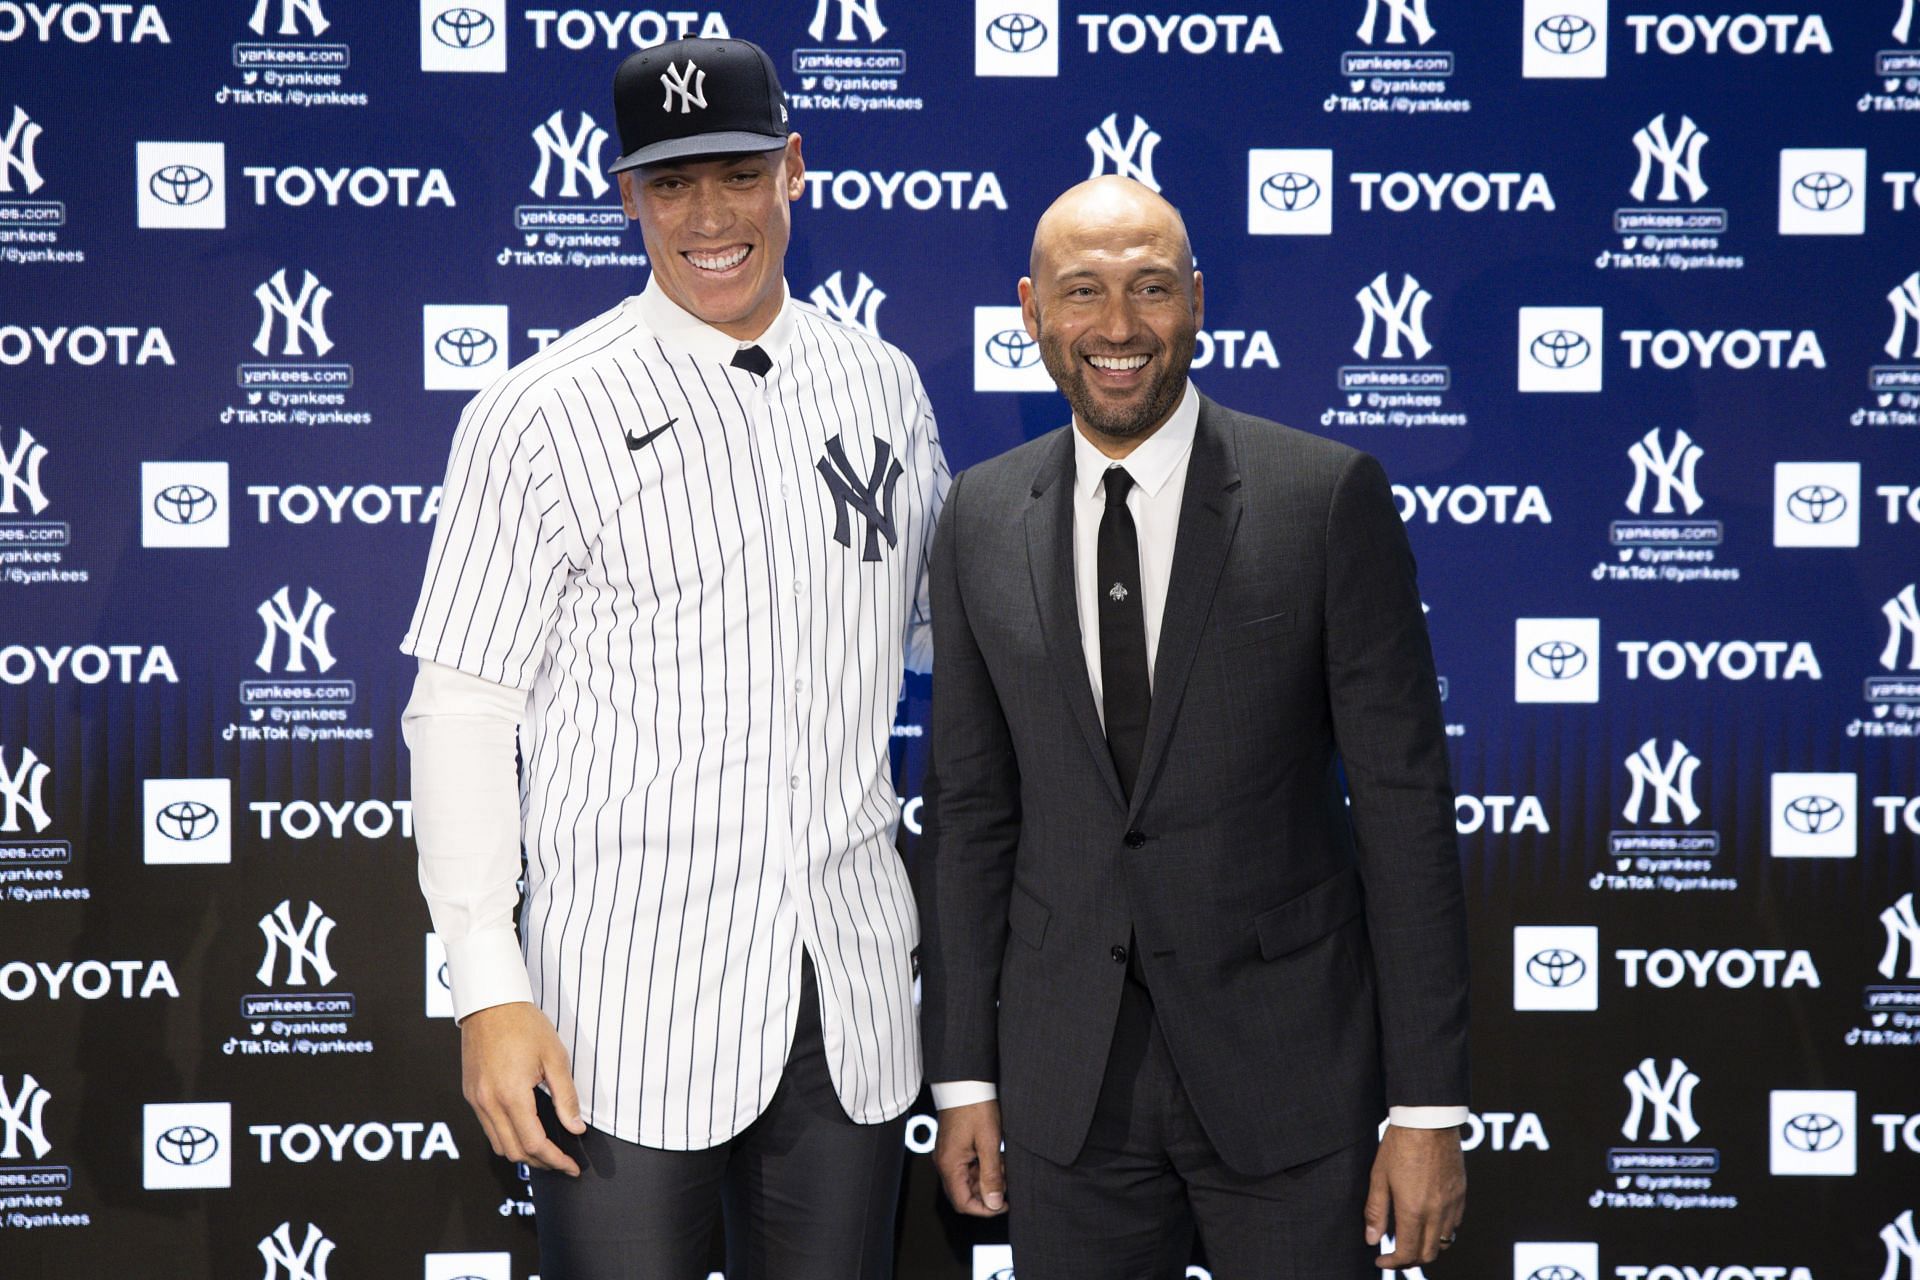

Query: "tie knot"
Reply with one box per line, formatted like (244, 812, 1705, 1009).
(1103, 467, 1135, 508)
(730, 344, 772, 377)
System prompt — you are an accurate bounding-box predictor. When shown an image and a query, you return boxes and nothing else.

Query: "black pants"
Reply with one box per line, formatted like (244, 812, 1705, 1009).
(1004, 976, 1376, 1280)
(528, 955, 907, 1280)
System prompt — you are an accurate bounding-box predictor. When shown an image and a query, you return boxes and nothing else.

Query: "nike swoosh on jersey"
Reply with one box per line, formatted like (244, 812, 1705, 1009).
(626, 418, 678, 451)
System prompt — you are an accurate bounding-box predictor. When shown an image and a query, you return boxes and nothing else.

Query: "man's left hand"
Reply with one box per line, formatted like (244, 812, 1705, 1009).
(1365, 1123, 1466, 1269)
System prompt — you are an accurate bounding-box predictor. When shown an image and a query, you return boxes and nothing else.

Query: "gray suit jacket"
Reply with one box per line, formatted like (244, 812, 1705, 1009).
(917, 394, 1468, 1176)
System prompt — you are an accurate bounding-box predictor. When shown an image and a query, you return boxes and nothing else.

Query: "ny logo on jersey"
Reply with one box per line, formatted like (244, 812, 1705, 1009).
(0, 426, 50, 516)
(1625, 427, 1705, 515)
(1353, 272, 1433, 360)
(530, 111, 611, 200)
(809, 0, 886, 42)
(809, 271, 886, 337)
(257, 899, 338, 986)
(0, 106, 45, 195)
(0, 1074, 52, 1161)
(1622, 738, 1701, 826)
(660, 60, 707, 113)
(255, 585, 338, 674)
(1883, 892, 1920, 980)
(1630, 113, 1710, 203)
(1887, 273, 1920, 360)
(817, 434, 904, 562)
(257, 1222, 336, 1280)
(253, 269, 334, 358)
(248, 0, 329, 37)
(1086, 113, 1162, 192)
(1357, 0, 1436, 46)
(1621, 1056, 1701, 1143)
(0, 744, 53, 835)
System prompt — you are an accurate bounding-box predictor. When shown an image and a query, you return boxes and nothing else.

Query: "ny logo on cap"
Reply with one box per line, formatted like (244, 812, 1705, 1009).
(661, 60, 708, 114)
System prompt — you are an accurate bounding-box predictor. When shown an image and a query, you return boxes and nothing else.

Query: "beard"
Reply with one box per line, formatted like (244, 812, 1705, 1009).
(1038, 324, 1196, 442)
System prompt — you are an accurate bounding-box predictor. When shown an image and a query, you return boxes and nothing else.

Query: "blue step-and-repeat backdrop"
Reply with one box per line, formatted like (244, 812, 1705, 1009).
(3, 2, 1919, 1277)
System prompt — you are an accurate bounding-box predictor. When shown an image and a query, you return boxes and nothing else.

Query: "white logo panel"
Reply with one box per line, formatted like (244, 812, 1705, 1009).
(423, 305, 508, 391)
(143, 778, 233, 865)
(1769, 772, 1857, 859)
(425, 932, 454, 1019)
(1515, 1242, 1600, 1280)
(1769, 1089, 1856, 1175)
(1779, 149, 1866, 236)
(973, 1244, 1015, 1280)
(1773, 462, 1860, 548)
(976, 0, 1057, 76)
(425, 1252, 511, 1280)
(136, 142, 226, 230)
(973, 305, 1052, 392)
(1248, 149, 1333, 236)
(420, 0, 505, 73)
(1518, 307, 1604, 392)
(1514, 925, 1600, 1011)
(1515, 617, 1601, 703)
(143, 1101, 231, 1189)
(141, 461, 230, 549)
(1524, 0, 1608, 78)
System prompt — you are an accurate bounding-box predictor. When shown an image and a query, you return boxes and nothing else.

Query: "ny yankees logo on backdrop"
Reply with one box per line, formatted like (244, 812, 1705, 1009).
(817, 434, 904, 562)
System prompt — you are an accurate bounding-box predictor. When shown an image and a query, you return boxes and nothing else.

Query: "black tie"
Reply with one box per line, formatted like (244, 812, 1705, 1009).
(1098, 467, 1150, 800)
(730, 344, 772, 377)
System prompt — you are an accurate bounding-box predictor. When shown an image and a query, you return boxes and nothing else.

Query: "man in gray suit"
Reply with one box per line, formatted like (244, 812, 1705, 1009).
(916, 177, 1470, 1278)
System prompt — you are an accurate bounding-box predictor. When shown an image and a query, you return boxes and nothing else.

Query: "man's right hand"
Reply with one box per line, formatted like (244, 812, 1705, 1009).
(934, 1100, 1008, 1216)
(459, 1001, 587, 1177)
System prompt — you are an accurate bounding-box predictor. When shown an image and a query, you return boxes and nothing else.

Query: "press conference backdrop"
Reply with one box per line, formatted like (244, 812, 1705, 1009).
(3, 1, 1919, 1277)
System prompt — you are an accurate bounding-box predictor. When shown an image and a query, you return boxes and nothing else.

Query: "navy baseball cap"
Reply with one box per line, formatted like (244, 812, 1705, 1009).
(608, 38, 790, 174)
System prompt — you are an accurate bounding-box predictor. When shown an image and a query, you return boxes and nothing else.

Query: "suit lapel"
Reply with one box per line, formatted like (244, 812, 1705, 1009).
(1025, 429, 1128, 812)
(1129, 397, 1243, 819)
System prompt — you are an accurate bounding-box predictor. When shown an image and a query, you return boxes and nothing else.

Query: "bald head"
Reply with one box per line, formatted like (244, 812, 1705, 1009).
(1018, 176, 1203, 454)
(1029, 176, 1194, 290)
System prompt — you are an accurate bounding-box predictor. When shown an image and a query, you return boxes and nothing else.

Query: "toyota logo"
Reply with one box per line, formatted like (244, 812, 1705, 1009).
(156, 1125, 220, 1166)
(1525, 948, 1587, 988)
(1529, 1269, 1587, 1280)
(1781, 1111, 1843, 1152)
(1791, 171, 1853, 213)
(984, 12, 1048, 54)
(156, 800, 219, 842)
(149, 164, 213, 207)
(1786, 484, 1847, 525)
(436, 962, 451, 990)
(1782, 794, 1844, 835)
(435, 327, 498, 368)
(1526, 641, 1588, 681)
(432, 6, 495, 47)
(1259, 172, 1321, 212)
(984, 328, 1041, 370)
(1533, 14, 1595, 55)
(1529, 330, 1591, 369)
(154, 484, 218, 526)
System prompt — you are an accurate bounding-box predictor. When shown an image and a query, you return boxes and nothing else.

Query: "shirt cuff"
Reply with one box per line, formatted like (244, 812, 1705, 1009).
(931, 1080, 998, 1110)
(1387, 1105, 1470, 1129)
(442, 925, 536, 1023)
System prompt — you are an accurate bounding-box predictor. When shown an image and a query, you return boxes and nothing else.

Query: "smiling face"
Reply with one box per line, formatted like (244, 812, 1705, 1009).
(1020, 177, 1202, 452)
(619, 134, 806, 341)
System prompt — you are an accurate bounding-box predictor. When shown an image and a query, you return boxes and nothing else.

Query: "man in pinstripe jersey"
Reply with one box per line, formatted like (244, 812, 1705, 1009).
(399, 38, 948, 1279)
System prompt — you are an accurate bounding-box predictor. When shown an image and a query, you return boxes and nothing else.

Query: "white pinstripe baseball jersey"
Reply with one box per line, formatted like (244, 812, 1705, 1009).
(402, 278, 949, 1149)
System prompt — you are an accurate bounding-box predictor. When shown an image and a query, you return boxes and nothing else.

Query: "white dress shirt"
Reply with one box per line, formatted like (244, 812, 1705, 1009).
(931, 383, 1466, 1131)
(403, 275, 948, 1149)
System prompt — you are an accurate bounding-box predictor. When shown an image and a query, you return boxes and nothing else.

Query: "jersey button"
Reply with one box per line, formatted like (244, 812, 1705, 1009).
(1110, 944, 1129, 965)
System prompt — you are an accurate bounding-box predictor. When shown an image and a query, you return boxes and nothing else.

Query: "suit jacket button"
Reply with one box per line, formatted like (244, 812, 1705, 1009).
(1110, 944, 1129, 964)
(1123, 829, 1146, 849)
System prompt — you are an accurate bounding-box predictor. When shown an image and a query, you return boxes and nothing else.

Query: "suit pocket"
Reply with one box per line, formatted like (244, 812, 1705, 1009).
(1007, 880, 1051, 950)
(1219, 609, 1293, 652)
(1254, 866, 1363, 960)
